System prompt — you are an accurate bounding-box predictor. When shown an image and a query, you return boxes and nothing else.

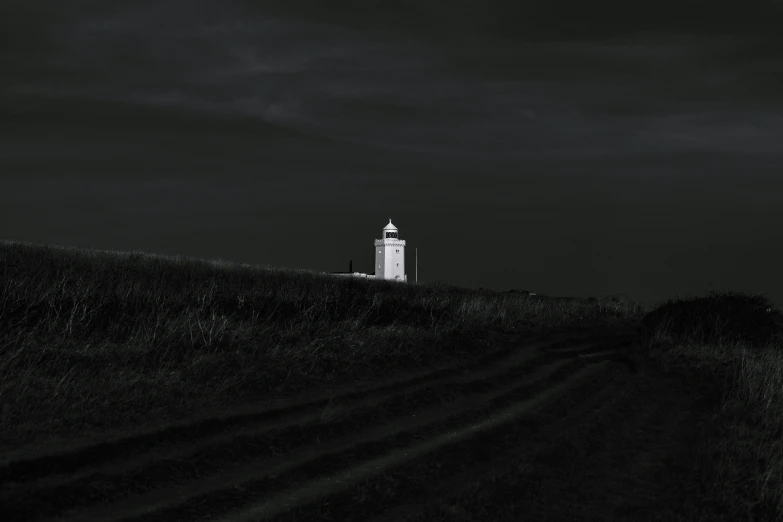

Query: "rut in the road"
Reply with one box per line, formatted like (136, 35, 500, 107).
(364, 361, 643, 522)
(225, 359, 635, 522)
(378, 359, 726, 522)
(0, 329, 623, 481)
(0, 329, 637, 522)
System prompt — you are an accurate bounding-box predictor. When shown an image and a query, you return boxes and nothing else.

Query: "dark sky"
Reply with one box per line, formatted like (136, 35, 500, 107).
(2, 0, 783, 308)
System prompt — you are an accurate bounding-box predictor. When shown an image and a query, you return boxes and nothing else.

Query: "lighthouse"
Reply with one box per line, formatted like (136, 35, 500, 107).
(374, 218, 407, 282)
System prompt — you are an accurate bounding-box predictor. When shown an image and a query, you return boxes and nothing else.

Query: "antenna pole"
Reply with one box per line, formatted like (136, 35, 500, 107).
(416, 247, 418, 284)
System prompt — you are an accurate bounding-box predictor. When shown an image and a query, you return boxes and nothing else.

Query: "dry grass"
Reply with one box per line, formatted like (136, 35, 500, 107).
(0, 240, 644, 451)
(5, 239, 783, 519)
(641, 313, 783, 520)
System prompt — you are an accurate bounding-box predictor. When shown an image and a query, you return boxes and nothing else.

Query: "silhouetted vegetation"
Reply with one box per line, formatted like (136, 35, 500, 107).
(3, 240, 783, 517)
(0, 240, 644, 449)
(639, 291, 783, 518)
(639, 290, 783, 350)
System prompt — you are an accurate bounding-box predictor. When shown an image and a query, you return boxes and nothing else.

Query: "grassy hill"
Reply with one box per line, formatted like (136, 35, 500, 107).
(2, 239, 783, 518)
(0, 240, 645, 448)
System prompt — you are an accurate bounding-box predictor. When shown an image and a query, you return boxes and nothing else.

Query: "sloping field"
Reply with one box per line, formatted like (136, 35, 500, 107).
(0, 326, 723, 522)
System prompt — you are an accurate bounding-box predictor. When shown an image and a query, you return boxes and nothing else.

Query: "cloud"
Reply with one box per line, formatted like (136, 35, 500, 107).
(2, 0, 781, 163)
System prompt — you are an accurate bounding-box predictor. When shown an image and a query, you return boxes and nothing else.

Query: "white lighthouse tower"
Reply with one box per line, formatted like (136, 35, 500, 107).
(374, 218, 406, 282)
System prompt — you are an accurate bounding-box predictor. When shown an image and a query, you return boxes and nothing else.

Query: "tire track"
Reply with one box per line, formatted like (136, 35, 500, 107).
(224, 359, 629, 522)
(180, 356, 633, 522)
(507, 365, 722, 522)
(26, 335, 636, 522)
(1, 329, 637, 522)
(1, 333, 633, 522)
(402, 374, 665, 522)
(394, 361, 723, 522)
(365, 361, 639, 522)
(0, 328, 623, 484)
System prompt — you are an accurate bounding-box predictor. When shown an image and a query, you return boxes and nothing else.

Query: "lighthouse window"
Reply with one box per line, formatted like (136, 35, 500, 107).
(396, 263, 399, 267)
(395, 249, 399, 253)
(378, 250, 381, 253)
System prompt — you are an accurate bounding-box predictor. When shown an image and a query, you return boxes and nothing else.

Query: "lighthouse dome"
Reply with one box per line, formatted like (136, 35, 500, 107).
(383, 219, 397, 231)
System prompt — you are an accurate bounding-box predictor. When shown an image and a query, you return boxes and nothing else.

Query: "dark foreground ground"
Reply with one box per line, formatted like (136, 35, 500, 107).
(0, 324, 754, 522)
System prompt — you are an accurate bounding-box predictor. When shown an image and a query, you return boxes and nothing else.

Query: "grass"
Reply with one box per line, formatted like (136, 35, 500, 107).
(0, 239, 644, 452)
(638, 321, 783, 520)
(2, 239, 783, 519)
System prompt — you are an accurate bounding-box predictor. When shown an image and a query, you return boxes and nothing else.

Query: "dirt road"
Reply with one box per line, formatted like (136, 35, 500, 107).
(0, 327, 727, 522)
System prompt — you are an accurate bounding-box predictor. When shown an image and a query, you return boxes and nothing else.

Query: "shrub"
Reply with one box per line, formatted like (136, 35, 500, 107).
(640, 290, 783, 349)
